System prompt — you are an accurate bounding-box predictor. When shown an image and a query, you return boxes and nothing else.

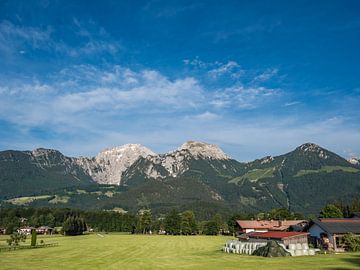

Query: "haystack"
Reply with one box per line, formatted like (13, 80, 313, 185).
(252, 240, 291, 257)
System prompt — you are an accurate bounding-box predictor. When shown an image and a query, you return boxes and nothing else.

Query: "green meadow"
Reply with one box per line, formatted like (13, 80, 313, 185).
(0, 234, 359, 270)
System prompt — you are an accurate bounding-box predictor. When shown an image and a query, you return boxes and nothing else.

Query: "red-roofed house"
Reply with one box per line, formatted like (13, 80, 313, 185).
(246, 231, 309, 247)
(236, 220, 307, 233)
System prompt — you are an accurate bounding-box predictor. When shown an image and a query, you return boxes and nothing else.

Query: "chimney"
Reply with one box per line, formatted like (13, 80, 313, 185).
(278, 220, 283, 226)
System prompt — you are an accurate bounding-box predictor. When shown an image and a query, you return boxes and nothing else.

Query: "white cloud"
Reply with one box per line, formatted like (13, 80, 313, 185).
(0, 20, 121, 57)
(252, 68, 279, 82)
(192, 111, 221, 121)
(211, 86, 279, 109)
(284, 101, 301, 107)
(208, 61, 243, 79)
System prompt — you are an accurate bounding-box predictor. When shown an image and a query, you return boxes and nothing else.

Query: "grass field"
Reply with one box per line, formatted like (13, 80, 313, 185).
(0, 234, 359, 270)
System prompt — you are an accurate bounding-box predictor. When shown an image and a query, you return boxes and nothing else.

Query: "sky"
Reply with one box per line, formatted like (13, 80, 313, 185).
(0, 0, 359, 161)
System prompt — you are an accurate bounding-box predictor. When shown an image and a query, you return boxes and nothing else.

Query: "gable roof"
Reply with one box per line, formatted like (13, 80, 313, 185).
(248, 231, 308, 240)
(236, 220, 306, 231)
(312, 218, 360, 234)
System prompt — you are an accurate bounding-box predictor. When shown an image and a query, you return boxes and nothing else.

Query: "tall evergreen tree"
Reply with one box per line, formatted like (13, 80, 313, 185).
(164, 209, 181, 235)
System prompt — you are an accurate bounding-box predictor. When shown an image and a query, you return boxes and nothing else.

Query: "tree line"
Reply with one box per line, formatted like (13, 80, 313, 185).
(0, 198, 358, 236)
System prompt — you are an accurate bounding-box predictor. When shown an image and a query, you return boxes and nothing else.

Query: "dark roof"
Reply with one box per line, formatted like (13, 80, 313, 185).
(351, 212, 360, 218)
(248, 231, 308, 240)
(312, 218, 360, 234)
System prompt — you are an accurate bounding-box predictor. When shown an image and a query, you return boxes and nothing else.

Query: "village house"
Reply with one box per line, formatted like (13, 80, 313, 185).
(36, 226, 54, 235)
(17, 226, 35, 235)
(0, 227, 6, 234)
(236, 220, 307, 234)
(240, 231, 310, 248)
(309, 217, 360, 252)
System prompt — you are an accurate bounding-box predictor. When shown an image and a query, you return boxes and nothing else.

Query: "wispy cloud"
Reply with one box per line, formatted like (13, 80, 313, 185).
(252, 68, 279, 83)
(284, 101, 301, 107)
(207, 61, 243, 79)
(0, 20, 121, 57)
(211, 86, 279, 109)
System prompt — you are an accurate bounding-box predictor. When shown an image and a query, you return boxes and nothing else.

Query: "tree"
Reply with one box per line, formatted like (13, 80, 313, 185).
(227, 214, 246, 235)
(62, 216, 87, 236)
(180, 211, 197, 235)
(164, 209, 181, 235)
(203, 221, 219, 235)
(7, 232, 26, 246)
(320, 204, 343, 218)
(138, 210, 152, 234)
(31, 230, 37, 246)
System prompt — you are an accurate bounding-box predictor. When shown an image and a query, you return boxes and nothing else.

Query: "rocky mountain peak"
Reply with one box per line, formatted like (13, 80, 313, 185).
(297, 143, 328, 159)
(77, 144, 156, 185)
(98, 144, 156, 159)
(31, 148, 61, 157)
(177, 141, 230, 160)
(349, 157, 360, 165)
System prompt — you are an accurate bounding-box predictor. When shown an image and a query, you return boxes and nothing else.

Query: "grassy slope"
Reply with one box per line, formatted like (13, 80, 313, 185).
(0, 234, 359, 270)
(295, 166, 359, 177)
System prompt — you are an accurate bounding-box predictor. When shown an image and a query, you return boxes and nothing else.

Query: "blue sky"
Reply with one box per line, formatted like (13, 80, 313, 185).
(0, 0, 359, 160)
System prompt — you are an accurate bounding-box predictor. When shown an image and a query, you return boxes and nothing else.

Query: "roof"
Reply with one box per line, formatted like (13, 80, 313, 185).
(37, 226, 54, 229)
(236, 220, 307, 231)
(351, 212, 360, 218)
(248, 231, 308, 240)
(312, 218, 360, 234)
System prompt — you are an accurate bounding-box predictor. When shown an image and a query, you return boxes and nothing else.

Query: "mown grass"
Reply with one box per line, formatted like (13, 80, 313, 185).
(0, 234, 359, 270)
(295, 166, 359, 177)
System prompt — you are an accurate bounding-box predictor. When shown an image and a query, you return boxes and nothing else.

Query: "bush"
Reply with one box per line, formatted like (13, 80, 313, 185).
(6, 232, 26, 246)
(341, 233, 360, 252)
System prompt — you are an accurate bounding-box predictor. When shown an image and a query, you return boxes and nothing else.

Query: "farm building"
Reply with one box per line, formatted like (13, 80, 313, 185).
(242, 231, 309, 248)
(17, 226, 35, 235)
(36, 226, 54, 235)
(236, 220, 307, 233)
(309, 218, 360, 252)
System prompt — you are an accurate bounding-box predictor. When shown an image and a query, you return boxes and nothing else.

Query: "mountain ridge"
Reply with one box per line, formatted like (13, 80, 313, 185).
(1, 141, 359, 215)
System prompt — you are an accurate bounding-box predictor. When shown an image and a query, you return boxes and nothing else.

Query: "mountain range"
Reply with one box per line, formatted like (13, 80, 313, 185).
(0, 141, 359, 216)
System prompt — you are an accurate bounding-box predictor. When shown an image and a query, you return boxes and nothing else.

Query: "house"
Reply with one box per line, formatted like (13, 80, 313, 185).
(309, 218, 360, 252)
(0, 227, 6, 234)
(244, 231, 309, 248)
(236, 220, 307, 233)
(17, 226, 35, 235)
(36, 226, 54, 235)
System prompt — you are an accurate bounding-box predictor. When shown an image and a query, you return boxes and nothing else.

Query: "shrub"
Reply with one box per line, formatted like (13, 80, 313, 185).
(341, 233, 360, 252)
(6, 232, 26, 246)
